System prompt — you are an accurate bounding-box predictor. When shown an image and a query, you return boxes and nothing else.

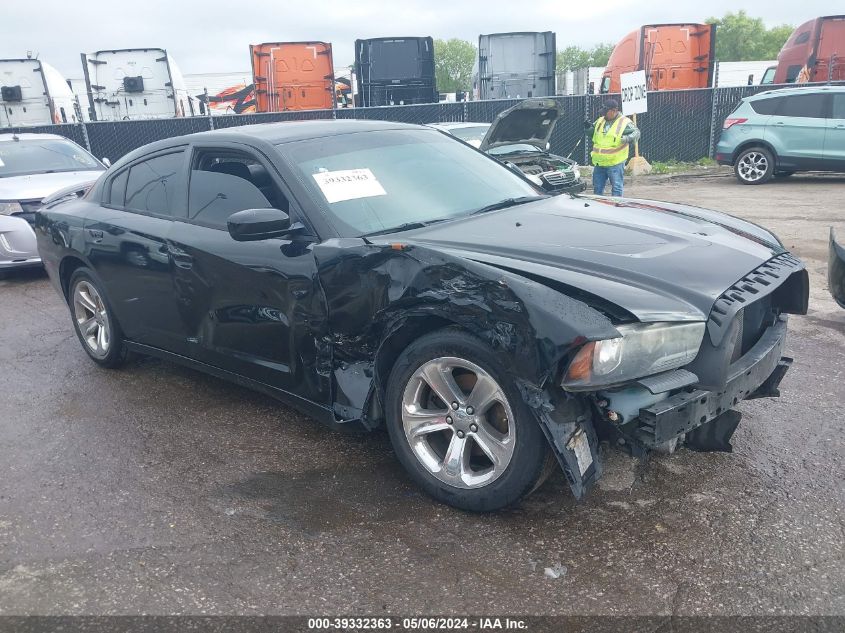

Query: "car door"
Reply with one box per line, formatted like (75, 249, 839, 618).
(83, 148, 189, 354)
(825, 93, 845, 169)
(765, 92, 829, 168)
(167, 141, 329, 403)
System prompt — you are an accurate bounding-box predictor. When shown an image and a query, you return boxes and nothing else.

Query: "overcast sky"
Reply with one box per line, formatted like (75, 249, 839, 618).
(3, 0, 832, 78)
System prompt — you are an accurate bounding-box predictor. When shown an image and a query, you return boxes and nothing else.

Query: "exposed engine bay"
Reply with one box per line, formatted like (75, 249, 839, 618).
(504, 152, 585, 192)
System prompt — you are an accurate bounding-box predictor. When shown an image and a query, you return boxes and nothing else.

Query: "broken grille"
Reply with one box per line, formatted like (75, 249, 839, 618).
(707, 252, 804, 346)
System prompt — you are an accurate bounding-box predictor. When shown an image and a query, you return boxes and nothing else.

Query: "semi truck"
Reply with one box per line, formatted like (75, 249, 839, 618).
(80, 48, 195, 121)
(599, 23, 716, 93)
(354, 36, 437, 107)
(250, 42, 335, 112)
(0, 58, 77, 127)
(772, 15, 845, 84)
(476, 32, 556, 100)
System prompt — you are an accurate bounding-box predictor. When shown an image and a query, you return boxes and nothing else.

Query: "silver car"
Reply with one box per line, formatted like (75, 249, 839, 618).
(0, 133, 105, 274)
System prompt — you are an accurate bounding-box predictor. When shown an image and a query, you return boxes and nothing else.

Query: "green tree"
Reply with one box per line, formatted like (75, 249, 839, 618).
(556, 43, 615, 71)
(434, 38, 476, 93)
(706, 11, 793, 61)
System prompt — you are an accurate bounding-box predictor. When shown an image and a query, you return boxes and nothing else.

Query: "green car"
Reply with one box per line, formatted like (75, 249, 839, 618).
(715, 86, 845, 184)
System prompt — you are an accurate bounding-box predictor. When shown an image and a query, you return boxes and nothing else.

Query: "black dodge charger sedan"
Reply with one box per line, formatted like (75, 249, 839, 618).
(35, 120, 809, 511)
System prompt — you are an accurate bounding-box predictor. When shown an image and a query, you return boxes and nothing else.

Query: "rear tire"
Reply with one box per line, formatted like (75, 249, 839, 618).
(734, 147, 775, 185)
(68, 268, 130, 368)
(385, 328, 550, 512)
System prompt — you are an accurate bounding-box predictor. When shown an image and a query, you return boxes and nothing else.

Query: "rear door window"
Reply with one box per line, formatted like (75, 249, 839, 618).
(125, 151, 185, 216)
(108, 169, 129, 206)
(832, 94, 845, 120)
(777, 93, 828, 118)
(750, 97, 781, 114)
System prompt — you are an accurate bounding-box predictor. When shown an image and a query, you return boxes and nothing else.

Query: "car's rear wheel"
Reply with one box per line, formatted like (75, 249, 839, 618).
(385, 328, 550, 511)
(734, 147, 775, 185)
(68, 268, 129, 368)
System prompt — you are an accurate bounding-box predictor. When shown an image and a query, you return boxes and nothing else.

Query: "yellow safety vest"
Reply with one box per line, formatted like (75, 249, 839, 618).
(591, 115, 631, 167)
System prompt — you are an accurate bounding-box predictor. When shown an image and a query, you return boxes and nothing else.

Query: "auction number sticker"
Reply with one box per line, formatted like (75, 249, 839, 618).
(312, 168, 387, 203)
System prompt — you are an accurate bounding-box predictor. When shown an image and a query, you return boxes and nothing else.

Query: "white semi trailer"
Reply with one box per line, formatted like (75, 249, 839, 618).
(80, 48, 195, 121)
(476, 32, 557, 100)
(0, 58, 78, 127)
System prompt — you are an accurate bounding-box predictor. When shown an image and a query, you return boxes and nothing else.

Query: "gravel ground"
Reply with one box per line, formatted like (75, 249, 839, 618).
(0, 168, 842, 616)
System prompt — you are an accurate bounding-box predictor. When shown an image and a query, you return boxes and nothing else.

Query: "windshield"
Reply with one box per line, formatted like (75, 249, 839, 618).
(281, 128, 539, 237)
(0, 139, 103, 178)
(489, 143, 541, 156)
(447, 125, 490, 144)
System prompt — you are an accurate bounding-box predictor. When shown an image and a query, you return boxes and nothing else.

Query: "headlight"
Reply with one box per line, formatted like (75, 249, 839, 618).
(0, 201, 24, 216)
(562, 321, 705, 389)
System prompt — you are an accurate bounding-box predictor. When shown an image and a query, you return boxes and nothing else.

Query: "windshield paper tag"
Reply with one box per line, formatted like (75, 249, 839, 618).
(312, 168, 386, 203)
(0, 158, 4, 167)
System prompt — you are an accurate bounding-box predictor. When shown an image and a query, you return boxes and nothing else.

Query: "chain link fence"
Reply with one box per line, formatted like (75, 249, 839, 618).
(1, 83, 830, 166)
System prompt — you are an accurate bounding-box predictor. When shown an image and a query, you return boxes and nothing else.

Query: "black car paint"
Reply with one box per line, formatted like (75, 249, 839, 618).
(830, 228, 845, 308)
(35, 121, 808, 500)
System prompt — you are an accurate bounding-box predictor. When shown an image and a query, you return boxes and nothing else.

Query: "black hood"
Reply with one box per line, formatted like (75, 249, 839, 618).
(478, 98, 559, 153)
(382, 196, 785, 322)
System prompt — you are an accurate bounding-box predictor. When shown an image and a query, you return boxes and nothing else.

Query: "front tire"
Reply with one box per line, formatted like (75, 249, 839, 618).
(385, 328, 550, 511)
(734, 146, 775, 185)
(68, 268, 129, 368)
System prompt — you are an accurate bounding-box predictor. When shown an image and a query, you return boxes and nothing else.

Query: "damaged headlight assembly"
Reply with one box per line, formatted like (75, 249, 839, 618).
(562, 322, 706, 389)
(0, 201, 24, 216)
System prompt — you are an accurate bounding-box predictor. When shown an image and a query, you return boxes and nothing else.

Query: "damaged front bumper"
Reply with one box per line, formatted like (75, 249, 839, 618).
(533, 315, 791, 500)
(628, 316, 790, 448)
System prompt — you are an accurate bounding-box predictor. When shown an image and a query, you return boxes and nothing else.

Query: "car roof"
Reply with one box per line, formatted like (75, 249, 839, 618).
(748, 85, 845, 100)
(430, 122, 490, 130)
(113, 119, 433, 165)
(0, 132, 71, 142)
(198, 119, 427, 144)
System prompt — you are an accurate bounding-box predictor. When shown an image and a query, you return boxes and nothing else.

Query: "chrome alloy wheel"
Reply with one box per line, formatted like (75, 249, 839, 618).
(401, 357, 516, 489)
(737, 151, 769, 182)
(72, 280, 111, 358)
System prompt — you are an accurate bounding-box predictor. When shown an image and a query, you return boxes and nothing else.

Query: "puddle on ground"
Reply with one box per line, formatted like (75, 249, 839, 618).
(225, 467, 424, 534)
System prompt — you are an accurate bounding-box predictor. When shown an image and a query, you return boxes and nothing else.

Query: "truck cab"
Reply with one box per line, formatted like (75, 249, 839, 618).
(600, 23, 716, 93)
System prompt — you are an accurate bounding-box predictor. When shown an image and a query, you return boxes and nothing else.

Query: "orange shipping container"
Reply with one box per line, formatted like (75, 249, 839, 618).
(600, 24, 716, 93)
(250, 41, 335, 112)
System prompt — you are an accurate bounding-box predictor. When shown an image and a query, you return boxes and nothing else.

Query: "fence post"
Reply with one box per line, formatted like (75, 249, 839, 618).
(708, 87, 719, 159)
(204, 88, 215, 131)
(73, 95, 92, 153)
(582, 95, 590, 166)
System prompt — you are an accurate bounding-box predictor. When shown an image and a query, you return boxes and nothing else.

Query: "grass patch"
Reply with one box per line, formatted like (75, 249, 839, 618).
(650, 157, 716, 174)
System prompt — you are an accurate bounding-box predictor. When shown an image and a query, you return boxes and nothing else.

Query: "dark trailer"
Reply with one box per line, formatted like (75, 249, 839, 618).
(354, 37, 437, 107)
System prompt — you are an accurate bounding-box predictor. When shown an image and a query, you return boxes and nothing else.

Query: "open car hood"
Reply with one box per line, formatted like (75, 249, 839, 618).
(478, 98, 560, 153)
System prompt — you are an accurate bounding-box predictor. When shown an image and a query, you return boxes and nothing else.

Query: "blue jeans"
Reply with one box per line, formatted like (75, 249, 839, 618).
(592, 162, 625, 196)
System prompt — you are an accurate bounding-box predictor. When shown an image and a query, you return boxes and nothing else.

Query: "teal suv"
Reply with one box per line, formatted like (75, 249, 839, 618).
(716, 86, 845, 184)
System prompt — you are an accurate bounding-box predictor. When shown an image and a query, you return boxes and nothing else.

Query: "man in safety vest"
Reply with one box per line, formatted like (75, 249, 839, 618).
(585, 98, 640, 197)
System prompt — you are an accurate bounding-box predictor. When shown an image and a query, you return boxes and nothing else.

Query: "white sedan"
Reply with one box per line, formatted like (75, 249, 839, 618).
(0, 133, 105, 274)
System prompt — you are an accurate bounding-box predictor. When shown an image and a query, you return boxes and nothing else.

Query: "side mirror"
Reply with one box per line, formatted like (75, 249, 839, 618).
(102, 157, 111, 167)
(227, 208, 291, 242)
